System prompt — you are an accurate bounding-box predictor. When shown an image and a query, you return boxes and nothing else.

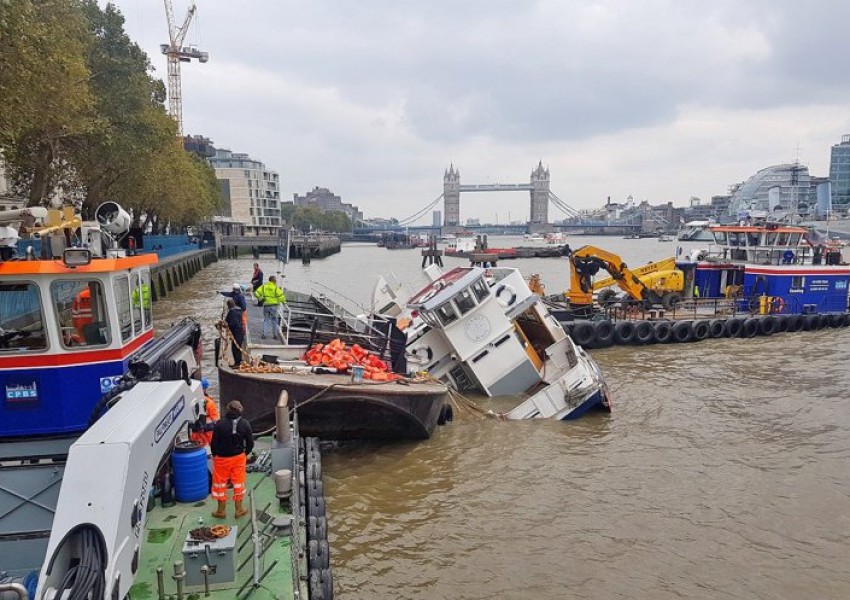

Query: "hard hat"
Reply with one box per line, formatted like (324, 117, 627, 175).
(232, 283, 241, 290)
(201, 377, 210, 389)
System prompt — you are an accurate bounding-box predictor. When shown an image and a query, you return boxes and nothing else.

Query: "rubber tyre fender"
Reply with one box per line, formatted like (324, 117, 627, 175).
(307, 461, 322, 481)
(803, 314, 818, 331)
(787, 314, 804, 332)
(308, 539, 331, 570)
(309, 569, 327, 600)
(829, 313, 844, 328)
(593, 320, 615, 347)
(818, 314, 831, 329)
(653, 321, 673, 343)
(321, 568, 334, 599)
(775, 314, 789, 333)
(758, 315, 778, 336)
(724, 318, 743, 338)
(672, 320, 694, 343)
(692, 320, 711, 341)
(741, 318, 759, 338)
(437, 403, 453, 425)
(308, 495, 327, 519)
(613, 321, 637, 345)
(708, 319, 726, 338)
(842, 313, 850, 327)
(309, 516, 328, 542)
(571, 321, 595, 347)
(634, 321, 655, 344)
(307, 479, 324, 500)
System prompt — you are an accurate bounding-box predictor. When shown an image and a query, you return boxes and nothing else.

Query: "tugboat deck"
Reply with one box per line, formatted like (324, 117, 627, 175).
(131, 438, 305, 600)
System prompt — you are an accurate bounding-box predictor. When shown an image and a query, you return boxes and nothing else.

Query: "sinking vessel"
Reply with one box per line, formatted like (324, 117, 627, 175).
(0, 204, 330, 599)
(379, 265, 611, 420)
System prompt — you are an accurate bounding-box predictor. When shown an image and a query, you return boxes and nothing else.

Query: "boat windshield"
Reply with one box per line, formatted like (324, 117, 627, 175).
(51, 279, 111, 347)
(454, 288, 477, 315)
(434, 302, 459, 326)
(0, 282, 48, 352)
(471, 279, 489, 302)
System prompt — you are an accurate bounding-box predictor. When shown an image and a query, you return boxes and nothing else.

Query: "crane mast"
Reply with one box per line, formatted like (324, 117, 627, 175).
(161, 0, 208, 136)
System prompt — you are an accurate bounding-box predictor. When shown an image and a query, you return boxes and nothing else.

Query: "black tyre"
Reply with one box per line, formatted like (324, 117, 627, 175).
(309, 539, 331, 570)
(818, 314, 831, 329)
(307, 462, 322, 481)
(787, 314, 804, 332)
(662, 292, 683, 310)
(724, 318, 743, 338)
(758, 315, 778, 336)
(842, 313, 850, 327)
(309, 515, 328, 541)
(829, 313, 844, 328)
(309, 570, 327, 600)
(307, 495, 326, 519)
(613, 321, 636, 345)
(742, 318, 758, 338)
(571, 321, 595, 347)
(708, 319, 725, 338)
(653, 321, 673, 343)
(672, 321, 694, 343)
(635, 321, 655, 344)
(307, 479, 324, 500)
(593, 321, 615, 348)
(803, 314, 818, 331)
(775, 314, 789, 333)
(692, 320, 710, 341)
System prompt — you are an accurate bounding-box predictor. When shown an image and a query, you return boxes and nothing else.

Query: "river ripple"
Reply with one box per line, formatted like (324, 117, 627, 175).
(154, 240, 850, 600)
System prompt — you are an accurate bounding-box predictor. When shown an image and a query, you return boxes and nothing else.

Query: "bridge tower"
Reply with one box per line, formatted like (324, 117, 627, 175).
(443, 164, 461, 227)
(529, 160, 550, 227)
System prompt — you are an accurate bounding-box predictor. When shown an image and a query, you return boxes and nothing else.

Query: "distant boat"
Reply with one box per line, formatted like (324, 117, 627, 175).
(523, 233, 545, 242)
(677, 220, 715, 242)
(658, 234, 674, 242)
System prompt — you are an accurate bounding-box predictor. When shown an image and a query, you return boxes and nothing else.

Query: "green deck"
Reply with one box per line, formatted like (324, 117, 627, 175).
(130, 439, 307, 600)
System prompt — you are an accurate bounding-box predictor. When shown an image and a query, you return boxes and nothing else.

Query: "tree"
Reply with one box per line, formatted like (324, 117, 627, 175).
(0, 0, 94, 205)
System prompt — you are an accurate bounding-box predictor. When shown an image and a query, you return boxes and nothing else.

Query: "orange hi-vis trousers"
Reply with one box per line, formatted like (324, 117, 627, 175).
(212, 454, 247, 501)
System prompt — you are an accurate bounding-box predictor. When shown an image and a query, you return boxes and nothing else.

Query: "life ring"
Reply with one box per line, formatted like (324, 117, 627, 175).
(495, 284, 517, 307)
(409, 344, 433, 364)
(771, 297, 786, 314)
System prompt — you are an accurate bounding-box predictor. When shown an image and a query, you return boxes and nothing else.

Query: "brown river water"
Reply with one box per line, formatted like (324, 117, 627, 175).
(154, 237, 850, 600)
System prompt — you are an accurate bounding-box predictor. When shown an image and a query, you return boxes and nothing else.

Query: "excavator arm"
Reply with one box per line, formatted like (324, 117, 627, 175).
(567, 245, 660, 306)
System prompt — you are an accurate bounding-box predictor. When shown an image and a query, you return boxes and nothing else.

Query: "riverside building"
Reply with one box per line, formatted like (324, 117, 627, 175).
(208, 148, 281, 235)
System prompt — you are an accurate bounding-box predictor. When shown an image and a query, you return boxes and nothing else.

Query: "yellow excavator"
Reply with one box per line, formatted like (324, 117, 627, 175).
(567, 245, 685, 310)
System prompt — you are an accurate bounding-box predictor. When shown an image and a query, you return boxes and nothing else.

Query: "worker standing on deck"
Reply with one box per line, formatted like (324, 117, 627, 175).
(220, 283, 248, 329)
(210, 400, 254, 519)
(191, 378, 220, 447)
(254, 275, 286, 339)
(224, 299, 245, 367)
(250, 263, 264, 291)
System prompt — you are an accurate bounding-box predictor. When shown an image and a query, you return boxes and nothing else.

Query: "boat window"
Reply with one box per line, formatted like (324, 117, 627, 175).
(113, 276, 132, 342)
(454, 288, 477, 315)
(713, 231, 727, 244)
(471, 279, 489, 302)
(746, 232, 759, 247)
(140, 270, 153, 330)
(130, 273, 143, 334)
(51, 279, 111, 348)
(728, 232, 743, 246)
(0, 282, 48, 352)
(788, 233, 802, 245)
(765, 232, 778, 246)
(434, 302, 458, 326)
(792, 276, 805, 289)
(776, 232, 789, 245)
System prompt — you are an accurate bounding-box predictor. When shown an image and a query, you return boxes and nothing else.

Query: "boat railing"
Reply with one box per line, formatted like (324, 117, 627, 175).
(702, 244, 824, 266)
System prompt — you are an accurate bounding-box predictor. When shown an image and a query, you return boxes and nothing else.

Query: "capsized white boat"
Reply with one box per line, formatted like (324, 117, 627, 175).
(375, 265, 611, 420)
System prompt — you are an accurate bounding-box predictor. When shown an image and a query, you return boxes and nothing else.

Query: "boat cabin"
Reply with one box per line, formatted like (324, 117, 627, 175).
(0, 253, 157, 438)
(406, 267, 568, 396)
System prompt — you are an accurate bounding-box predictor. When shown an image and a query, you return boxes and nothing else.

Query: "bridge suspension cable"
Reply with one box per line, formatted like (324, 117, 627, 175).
(397, 194, 444, 226)
(548, 191, 582, 219)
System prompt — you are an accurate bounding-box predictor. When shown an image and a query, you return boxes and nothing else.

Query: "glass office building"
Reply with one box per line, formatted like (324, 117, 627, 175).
(829, 134, 850, 207)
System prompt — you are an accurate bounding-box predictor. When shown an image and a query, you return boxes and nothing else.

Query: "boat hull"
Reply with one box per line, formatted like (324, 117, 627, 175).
(218, 367, 448, 440)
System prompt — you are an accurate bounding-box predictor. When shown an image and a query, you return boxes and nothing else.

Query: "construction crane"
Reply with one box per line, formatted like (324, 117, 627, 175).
(161, 0, 208, 136)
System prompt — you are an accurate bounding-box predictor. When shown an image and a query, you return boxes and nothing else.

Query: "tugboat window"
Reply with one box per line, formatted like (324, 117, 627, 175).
(435, 302, 459, 326)
(130, 273, 143, 334)
(113, 276, 132, 341)
(471, 279, 490, 302)
(777, 232, 789, 245)
(0, 282, 48, 352)
(51, 280, 111, 348)
(788, 233, 802, 245)
(713, 232, 727, 244)
(140, 270, 153, 330)
(455, 288, 477, 315)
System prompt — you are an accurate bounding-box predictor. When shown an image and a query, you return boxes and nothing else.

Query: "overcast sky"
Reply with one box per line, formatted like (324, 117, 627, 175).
(112, 0, 850, 224)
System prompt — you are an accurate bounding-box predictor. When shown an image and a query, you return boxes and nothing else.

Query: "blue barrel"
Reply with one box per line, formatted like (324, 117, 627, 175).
(172, 442, 209, 503)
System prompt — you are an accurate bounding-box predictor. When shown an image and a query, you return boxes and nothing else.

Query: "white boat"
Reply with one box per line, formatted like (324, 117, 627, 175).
(378, 265, 611, 420)
(677, 220, 715, 242)
(523, 233, 545, 242)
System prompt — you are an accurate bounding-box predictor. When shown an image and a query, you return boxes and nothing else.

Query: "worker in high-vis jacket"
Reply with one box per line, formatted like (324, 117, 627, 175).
(253, 275, 286, 339)
(210, 400, 254, 519)
(191, 378, 219, 447)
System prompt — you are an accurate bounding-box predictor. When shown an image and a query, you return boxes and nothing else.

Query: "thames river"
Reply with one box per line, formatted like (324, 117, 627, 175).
(155, 237, 850, 600)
